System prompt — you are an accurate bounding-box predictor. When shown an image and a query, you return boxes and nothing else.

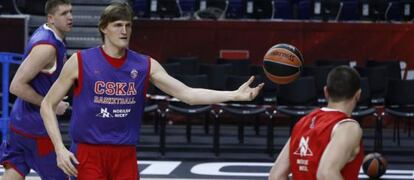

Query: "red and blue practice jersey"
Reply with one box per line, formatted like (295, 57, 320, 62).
(70, 47, 151, 145)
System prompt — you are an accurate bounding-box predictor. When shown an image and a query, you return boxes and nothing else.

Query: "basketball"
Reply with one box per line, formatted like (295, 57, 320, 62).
(263, 43, 304, 84)
(362, 153, 388, 178)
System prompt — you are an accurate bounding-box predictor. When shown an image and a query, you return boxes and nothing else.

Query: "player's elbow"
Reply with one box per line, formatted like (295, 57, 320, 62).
(268, 166, 289, 180)
(317, 167, 342, 180)
(268, 172, 287, 180)
(9, 80, 20, 96)
(40, 99, 53, 118)
(316, 170, 329, 180)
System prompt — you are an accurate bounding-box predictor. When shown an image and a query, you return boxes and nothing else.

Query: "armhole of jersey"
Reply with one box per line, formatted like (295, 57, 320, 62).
(74, 51, 83, 96)
(142, 56, 152, 99)
(330, 119, 359, 139)
(31, 42, 58, 75)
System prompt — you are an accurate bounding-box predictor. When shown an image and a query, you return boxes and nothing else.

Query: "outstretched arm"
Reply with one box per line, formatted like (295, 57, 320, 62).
(150, 58, 264, 105)
(317, 120, 362, 180)
(268, 138, 291, 180)
(40, 53, 79, 177)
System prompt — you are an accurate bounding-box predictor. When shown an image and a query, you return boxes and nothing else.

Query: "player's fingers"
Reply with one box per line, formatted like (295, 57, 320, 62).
(58, 155, 76, 176)
(64, 160, 77, 177)
(70, 154, 79, 164)
(245, 76, 255, 86)
(66, 161, 78, 177)
(59, 163, 72, 176)
(257, 83, 265, 90)
(251, 83, 264, 97)
(67, 154, 79, 176)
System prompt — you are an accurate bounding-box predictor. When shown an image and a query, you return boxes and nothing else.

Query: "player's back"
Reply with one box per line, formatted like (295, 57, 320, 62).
(289, 108, 363, 180)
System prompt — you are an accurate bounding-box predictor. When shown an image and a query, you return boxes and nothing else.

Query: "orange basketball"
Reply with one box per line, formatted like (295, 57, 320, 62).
(362, 153, 388, 178)
(263, 44, 304, 84)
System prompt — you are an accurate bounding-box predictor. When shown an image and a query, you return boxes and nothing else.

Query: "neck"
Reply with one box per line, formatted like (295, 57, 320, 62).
(47, 23, 65, 39)
(102, 43, 125, 58)
(326, 100, 355, 116)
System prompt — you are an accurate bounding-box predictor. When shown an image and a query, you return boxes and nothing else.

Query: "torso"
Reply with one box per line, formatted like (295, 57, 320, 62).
(69, 47, 151, 145)
(289, 108, 364, 180)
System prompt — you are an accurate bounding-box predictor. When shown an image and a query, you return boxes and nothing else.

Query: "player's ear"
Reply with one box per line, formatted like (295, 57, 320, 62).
(354, 88, 361, 102)
(47, 14, 54, 24)
(323, 86, 329, 100)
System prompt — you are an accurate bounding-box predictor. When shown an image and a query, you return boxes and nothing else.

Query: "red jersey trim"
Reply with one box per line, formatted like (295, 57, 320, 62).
(143, 56, 152, 99)
(9, 125, 55, 157)
(10, 125, 50, 139)
(74, 51, 83, 96)
(99, 47, 127, 68)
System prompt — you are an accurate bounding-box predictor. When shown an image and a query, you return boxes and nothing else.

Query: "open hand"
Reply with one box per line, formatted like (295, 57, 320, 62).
(235, 76, 264, 101)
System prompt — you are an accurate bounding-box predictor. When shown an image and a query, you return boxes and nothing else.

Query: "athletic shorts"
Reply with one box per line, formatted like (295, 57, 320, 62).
(0, 129, 67, 179)
(70, 143, 138, 180)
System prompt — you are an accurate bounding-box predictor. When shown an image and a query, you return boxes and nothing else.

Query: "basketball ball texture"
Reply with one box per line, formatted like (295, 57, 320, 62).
(263, 44, 304, 84)
(362, 153, 388, 178)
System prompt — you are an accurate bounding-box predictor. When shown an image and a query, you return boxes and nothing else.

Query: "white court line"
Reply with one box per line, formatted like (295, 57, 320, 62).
(1, 163, 413, 179)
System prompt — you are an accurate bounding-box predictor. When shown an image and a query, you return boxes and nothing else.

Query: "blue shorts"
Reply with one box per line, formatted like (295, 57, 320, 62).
(0, 130, 67, 179)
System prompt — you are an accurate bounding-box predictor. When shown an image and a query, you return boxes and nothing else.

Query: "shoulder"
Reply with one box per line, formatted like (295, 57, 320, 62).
(331, 118, 362, 138)
(63, 52, 79, 70)
(127, 49, 150, 60)
(77, 47, 100, 57)
(30, 26, 55, 43)
(28, 44, 57, 57)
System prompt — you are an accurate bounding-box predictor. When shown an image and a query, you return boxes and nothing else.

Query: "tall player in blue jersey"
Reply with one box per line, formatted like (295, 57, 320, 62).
(40, 2, 264, 179)
(0, 0, 72, 179)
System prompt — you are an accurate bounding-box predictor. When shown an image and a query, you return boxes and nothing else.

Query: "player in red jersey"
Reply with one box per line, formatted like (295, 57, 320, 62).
(269, 66, 364, 180)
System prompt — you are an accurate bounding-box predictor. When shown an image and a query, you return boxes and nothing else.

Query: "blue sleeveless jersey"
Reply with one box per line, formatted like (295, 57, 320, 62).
(70, 47, 150, 145)
(10, 24, 66, 136)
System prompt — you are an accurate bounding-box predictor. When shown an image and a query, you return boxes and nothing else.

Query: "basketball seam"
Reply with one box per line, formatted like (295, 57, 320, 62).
(270, 47, 303, 64)
(263, 59, 301, 68)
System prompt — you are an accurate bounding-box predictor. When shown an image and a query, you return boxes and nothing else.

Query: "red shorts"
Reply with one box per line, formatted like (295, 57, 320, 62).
(75, 143, 138, 180)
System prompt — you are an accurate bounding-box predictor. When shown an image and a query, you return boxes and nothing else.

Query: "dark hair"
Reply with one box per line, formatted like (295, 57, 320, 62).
(45, 0, 71, 15)
(98, 2, 134, 42)
(326, 65, 361, 102)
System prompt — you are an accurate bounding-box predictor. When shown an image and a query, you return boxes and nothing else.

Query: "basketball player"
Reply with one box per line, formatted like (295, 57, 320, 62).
(268, 66, 364, 180)
(0, 0, 72, 179)
(40, 2, 264, 179)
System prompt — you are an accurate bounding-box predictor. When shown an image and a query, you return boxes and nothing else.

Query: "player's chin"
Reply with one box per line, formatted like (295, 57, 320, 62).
(118, 42, 129, 48)
(64, 26, 72, 32)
